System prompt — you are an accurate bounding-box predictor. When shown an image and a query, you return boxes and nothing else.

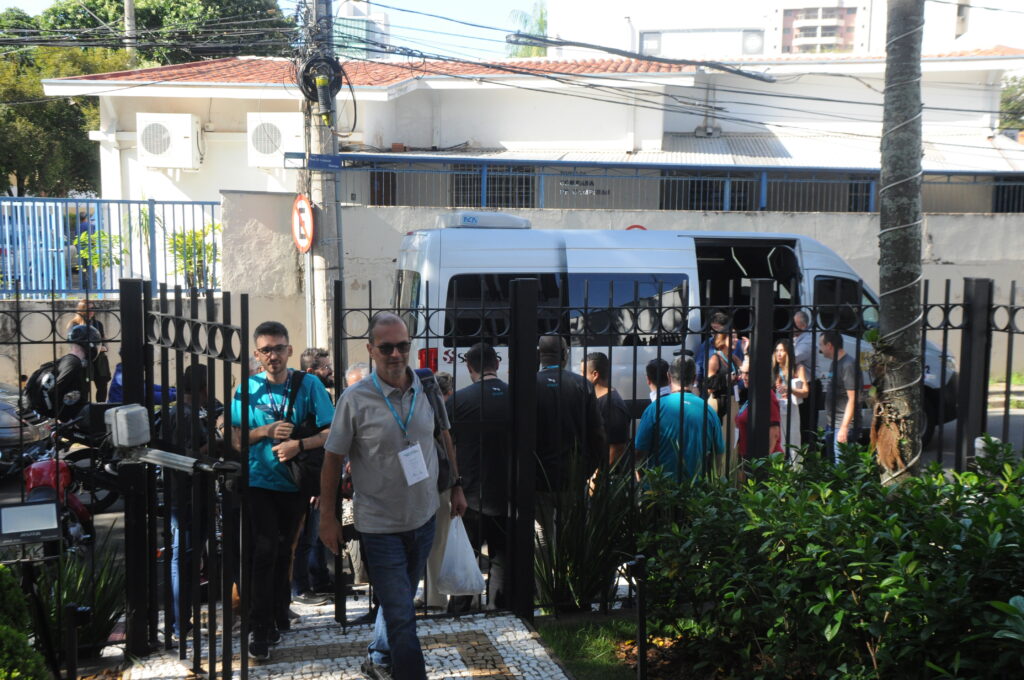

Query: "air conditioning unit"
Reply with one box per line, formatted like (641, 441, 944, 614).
(247, 113, 304, 168)
(136, 113, 202, 170)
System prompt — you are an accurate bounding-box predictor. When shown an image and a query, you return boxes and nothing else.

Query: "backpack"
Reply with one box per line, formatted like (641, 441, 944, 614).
(22, 360, 60, 417)
(414, 368, 454, 492)
(283, 370, 328, 497)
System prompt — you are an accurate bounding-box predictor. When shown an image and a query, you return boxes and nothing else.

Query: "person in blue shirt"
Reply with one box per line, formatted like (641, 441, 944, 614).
(635, 355, 724, 482)
(230, 321, 334, 661)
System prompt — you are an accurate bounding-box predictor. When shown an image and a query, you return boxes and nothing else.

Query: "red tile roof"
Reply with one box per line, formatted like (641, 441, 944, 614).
(57, 46, 1024, 88)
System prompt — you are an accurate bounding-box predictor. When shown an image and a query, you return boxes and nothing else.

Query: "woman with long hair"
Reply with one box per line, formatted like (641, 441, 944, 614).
(68, 299, 111, 401)
(771, 338, 809, 459)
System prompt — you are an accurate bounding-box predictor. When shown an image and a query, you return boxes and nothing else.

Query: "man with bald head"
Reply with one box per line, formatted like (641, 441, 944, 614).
(320, 312, 466, 680)
(534, 335, 606, 551)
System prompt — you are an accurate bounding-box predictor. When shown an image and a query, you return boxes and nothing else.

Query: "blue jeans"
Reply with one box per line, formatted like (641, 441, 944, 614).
(362, 516, 436, 680)
(292, 502, 331, 595)
(169, 503, 205, 637)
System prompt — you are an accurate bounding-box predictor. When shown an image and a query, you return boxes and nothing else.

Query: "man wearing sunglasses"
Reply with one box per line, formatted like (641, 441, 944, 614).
(230, 321, 334, 661)
(320, 312, 466, 680)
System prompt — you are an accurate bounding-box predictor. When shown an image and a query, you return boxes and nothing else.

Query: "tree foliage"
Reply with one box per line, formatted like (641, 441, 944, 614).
(39, 0, 294, 64)
(1001, 75, 1024, 130)
(0, 42, 130, 196)
(508, 1, 547, 58)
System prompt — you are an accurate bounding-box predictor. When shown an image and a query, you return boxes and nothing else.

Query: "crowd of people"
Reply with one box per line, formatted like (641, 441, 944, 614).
(42, 301, 863, 680)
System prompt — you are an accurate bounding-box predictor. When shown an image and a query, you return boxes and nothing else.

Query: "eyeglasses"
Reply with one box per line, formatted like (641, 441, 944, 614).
(374, 341, 412, 355)
(256, 343, 289, 356)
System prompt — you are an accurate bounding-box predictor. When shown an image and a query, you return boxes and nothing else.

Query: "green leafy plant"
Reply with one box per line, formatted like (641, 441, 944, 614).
(166, 222, 221, 289)
(638, 440, 1024, 679)
(73, 231, 126, 269)
(0, 624, 49, 680)
(534, 454, 636, 613)
(0, 565, 29, 631)
(991, 596, 1024, 644)
(37, 531, 125, 657)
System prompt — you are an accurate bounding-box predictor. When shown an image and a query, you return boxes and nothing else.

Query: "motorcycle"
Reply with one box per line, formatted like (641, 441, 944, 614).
(0, 385, 53, 478)
(19, 418, 96, 556)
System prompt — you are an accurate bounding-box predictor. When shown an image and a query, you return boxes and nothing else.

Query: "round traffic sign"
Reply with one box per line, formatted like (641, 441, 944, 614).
(292, 194, 315, 253)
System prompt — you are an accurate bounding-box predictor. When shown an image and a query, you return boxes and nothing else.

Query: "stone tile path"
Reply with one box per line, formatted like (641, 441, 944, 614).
(123, 595, 569, 680)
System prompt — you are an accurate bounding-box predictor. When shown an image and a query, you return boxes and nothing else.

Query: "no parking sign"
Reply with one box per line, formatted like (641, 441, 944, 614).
(292, 194, 315, 253)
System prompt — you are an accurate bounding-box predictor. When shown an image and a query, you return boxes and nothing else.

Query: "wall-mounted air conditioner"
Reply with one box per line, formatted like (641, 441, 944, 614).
(136, 113, 201, 170)
(247, 113, 304, 168)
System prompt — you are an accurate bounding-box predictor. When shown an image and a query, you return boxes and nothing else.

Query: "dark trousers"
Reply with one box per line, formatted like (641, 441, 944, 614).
(247, 487, 305, 637)
(449, 508, 508, 612)
(292, 501, 332, 594)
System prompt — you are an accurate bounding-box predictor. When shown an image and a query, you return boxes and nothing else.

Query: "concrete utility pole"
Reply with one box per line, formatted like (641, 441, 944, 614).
(124, 0, 137, 67)
(875, 0, 924, 479)
(305, 0, 345, 364)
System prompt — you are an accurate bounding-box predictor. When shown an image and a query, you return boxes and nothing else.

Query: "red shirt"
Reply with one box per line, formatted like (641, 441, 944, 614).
(736, 390, 782, 457)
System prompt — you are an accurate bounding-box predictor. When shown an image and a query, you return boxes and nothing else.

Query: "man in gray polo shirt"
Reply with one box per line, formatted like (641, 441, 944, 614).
(320, 312, 466, 680)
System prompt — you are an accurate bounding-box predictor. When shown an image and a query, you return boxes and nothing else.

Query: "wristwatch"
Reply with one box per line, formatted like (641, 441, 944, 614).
(451, 476, 463, 488)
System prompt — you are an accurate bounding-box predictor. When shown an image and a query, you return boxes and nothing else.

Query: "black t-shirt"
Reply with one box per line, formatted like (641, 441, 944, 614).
(54, 354, 87, 422)
(598, 389, 631, 446)
(164, 402, 210, 509)
(446, 377, 512, 516)
(535, 367, 606, 491)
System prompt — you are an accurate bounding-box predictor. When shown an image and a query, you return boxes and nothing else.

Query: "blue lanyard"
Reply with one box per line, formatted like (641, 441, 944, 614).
(372, 373, 417, 439)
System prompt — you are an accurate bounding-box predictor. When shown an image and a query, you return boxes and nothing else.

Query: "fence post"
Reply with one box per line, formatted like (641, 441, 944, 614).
(509, 278, 538, 622)
(147, 199, 158, 296)
(955, 277, 994, 471)
(119, 278, 146, 405)
(748, 279, 775, 463)
(122, 460, 151, 658)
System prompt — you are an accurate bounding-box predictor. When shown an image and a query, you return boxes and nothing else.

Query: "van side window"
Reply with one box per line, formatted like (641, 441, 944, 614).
(813, 276, 878, 333)
(566, 273, 688, 347)
(444, 273, 562, 347)
(395, 269, 421, 335)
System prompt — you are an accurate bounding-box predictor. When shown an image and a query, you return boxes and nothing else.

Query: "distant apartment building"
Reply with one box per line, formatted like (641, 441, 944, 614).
(550, 0, 988, 59)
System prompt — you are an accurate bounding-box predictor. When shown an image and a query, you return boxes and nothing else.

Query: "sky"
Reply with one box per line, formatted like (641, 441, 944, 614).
(2, 0, 1023, 61)
(0, 0, 533, 60)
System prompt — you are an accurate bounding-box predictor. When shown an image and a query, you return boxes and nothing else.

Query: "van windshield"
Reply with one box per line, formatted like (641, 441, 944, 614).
(565, 273, 688, 347)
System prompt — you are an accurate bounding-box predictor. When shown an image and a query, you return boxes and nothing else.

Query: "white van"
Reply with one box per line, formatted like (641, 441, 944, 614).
(394, 211, 957, 442)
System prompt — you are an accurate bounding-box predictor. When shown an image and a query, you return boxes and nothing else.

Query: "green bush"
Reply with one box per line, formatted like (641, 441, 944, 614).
(0, 565, 29, 631)
(638, 438, 1024, 679)
(73, 231, 126, 268)
(37, 531, 125, 655)
(167, 222, 221, 289)
(0, 624, 49, 680)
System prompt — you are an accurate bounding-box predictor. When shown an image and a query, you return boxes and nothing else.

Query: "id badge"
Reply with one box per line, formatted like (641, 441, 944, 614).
(397, 442, 429, 487)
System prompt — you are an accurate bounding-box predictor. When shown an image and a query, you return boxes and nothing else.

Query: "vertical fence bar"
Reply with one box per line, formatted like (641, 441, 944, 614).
(508, 278, 538, 622)
(748, 279, 774, 463)
(147, 199, 158, 296)
(955, 278, 994, 471)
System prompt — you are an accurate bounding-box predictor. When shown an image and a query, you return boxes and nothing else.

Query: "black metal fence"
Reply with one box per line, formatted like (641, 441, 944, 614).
(3, 273, 1023, 677)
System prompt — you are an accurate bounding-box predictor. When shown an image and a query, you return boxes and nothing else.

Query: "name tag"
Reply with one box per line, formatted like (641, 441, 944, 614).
(398, 442, 429, 487)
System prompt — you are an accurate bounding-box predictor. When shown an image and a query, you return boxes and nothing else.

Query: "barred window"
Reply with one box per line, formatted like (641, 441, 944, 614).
(449, 164, 535, 208)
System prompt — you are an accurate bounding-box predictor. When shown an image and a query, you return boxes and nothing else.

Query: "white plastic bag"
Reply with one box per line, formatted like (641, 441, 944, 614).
(437, 516, 485, 596)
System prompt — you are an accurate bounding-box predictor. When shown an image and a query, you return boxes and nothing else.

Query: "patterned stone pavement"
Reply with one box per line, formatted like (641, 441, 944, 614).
(122, 596, 569, 680)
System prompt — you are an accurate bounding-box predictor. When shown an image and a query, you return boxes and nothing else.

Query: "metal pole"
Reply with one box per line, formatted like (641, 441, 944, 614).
(122, 461, 150, 657)
(748, 279, 774, 463)
(119, 278, 145, 405)
(955, 277, 994, 471)
(509, 278, 538, 621)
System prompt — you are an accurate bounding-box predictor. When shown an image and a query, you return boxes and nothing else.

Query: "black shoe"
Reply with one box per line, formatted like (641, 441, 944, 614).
(312, 581, 336, 594)
(274, 617, 292, 632)
(248, 638, 271, 662)
(293, 590, 329, 605)
(351, 610, 376, 625)
(268, 628, 282, 646)
(360, 659, 393, 679)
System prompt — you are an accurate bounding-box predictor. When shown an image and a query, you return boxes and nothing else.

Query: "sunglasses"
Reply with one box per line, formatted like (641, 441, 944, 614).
(256, 343, 289, 356)
(374, 341, 412, 355)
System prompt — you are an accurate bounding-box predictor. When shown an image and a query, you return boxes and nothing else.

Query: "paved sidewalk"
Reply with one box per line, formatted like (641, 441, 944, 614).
(124, 597, 569, 680)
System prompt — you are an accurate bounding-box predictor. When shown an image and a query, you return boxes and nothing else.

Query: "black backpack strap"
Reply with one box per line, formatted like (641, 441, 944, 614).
(414, 368, 445, 435)
(284, 369, 305, 423)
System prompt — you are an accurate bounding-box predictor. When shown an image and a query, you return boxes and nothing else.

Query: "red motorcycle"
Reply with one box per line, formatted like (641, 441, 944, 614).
(20, 418, 95, 554)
